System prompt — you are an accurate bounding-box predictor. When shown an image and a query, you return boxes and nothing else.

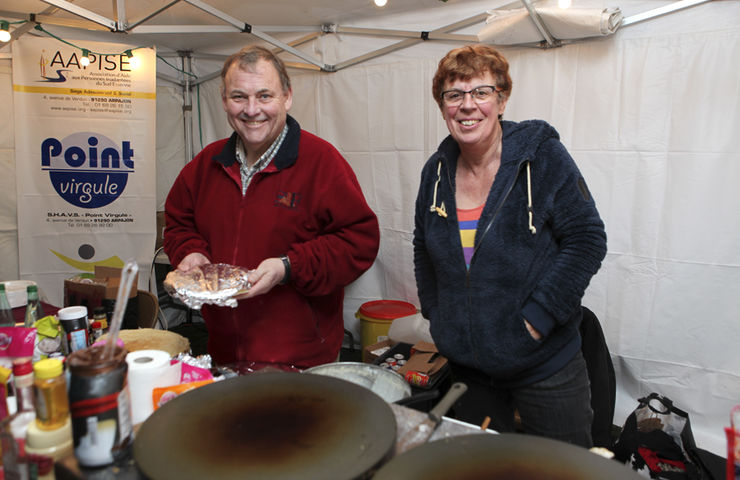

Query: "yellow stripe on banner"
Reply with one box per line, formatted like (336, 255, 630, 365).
(13, 84, 156, 99)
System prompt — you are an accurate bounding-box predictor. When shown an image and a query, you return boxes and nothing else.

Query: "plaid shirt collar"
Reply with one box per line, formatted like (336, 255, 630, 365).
(235, 123, 289, 195)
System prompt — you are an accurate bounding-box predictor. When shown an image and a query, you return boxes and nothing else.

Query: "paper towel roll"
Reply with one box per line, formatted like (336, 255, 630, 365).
(126, 350, 181, 425)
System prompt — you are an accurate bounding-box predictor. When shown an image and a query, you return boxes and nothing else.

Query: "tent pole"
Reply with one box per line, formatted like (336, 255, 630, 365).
(180, 51, 194, 165)
(181, 0, 328, 70)
(39, 0, 117, 30)
(622, 0, 713, 26)
(519, 0, 559, 47)
(333, 13, 487, 71)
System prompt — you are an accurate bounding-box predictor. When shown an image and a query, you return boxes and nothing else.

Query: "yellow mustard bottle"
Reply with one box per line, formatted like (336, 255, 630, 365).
(33, 358, 70, 431)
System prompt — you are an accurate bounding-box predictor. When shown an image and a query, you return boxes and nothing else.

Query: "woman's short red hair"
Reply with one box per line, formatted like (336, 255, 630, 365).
(432, 44, 513, 109)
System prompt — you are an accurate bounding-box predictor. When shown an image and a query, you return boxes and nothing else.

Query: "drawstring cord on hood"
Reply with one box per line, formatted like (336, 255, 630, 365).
(429, 157, 536, 235)
(526, 161, 537, 234)
(429, 160, 447, 218)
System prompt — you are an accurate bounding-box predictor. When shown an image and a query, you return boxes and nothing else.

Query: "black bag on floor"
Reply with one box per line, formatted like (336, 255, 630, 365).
(613, 393, 713, 479)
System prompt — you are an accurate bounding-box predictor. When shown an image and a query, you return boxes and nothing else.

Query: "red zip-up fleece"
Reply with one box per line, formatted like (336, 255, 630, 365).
(164, 116, 380, 368)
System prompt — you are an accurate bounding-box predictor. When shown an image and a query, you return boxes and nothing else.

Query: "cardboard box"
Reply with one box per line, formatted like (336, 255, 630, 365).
(362, 339, 395, 364)
(94, 266, 138, 300)
(397, 341, 448, 387)
(63, 266, 139, 327)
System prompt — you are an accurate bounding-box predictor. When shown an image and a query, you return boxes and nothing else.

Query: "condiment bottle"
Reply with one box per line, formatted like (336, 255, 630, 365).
(93, 306, 108, 332)
(13, 358, 36, 415)
(10, 357, 37, 443)
(0, 283, 15, 326)
(24, 284, 44, 328)
(90, 321, 103, 344)
(33, 358, 69, 431)
(0, 365, 12, 421)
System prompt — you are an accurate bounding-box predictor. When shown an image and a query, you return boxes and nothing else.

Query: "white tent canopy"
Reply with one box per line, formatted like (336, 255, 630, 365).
(1, 0, 739, 459)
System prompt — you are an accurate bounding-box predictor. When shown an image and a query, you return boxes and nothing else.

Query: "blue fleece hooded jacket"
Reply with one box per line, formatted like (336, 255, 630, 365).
(413, 119, 607, 387)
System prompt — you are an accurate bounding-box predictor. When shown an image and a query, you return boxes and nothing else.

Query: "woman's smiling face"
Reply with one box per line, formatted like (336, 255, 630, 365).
(441, 71, 507, 150)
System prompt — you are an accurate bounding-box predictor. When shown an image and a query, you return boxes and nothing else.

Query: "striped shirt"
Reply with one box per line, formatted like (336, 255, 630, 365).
(458, 204, 484, 269)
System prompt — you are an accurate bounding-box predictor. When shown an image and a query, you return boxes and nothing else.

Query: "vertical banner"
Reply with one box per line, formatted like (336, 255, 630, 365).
(12, 37, 156, 306)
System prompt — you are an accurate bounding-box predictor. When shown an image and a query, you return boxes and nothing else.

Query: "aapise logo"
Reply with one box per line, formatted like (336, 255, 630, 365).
(41, 132, 134, 208)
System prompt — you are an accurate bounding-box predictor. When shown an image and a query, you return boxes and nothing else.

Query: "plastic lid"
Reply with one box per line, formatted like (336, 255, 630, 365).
(58, 305, 88, 321)
(12, 358, 33, 376)
(358, 300, 417, 320)
(33, 358, 63, 379)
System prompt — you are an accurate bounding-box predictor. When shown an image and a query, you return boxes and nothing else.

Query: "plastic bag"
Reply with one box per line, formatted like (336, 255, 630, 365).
(613, 393, 712, 479)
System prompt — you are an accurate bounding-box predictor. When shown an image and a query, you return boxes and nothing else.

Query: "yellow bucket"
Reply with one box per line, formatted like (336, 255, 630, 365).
(356, 300, 417, 351)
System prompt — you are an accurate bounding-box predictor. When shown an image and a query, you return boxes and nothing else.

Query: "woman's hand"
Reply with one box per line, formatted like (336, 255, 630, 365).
(524, 318, 542, 340)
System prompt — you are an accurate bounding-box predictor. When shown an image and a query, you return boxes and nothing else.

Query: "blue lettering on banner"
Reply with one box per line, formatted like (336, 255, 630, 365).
(40, 132, 134, 208)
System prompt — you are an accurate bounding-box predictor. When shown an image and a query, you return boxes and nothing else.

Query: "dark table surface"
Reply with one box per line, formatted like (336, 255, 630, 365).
(12, 301, 60, 325)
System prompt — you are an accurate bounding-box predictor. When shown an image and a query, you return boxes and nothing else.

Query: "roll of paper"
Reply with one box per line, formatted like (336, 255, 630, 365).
(125, 350, 181, 425)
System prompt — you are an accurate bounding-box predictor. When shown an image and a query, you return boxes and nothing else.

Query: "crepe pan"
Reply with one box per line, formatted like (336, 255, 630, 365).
(372, 433, 643, 480)
(134, 371, 397, 480)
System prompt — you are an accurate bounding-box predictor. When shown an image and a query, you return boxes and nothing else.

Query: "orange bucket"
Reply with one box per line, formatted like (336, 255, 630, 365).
(355, 300, 417, 351)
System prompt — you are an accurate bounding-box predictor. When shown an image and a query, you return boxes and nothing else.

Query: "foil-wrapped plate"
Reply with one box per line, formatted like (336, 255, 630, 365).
(163, 263, 251, 309)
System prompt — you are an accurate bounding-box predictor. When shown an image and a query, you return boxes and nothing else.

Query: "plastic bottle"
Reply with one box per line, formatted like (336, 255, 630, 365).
(13, 358, 36, 416)
(0, 365, 12, 421)
(0, 283, 15, 326)
(33, 359, 69, 431)
(10, 358, 36, 442)
(90, 321, 103, 344)
(24, 284, 44, 328)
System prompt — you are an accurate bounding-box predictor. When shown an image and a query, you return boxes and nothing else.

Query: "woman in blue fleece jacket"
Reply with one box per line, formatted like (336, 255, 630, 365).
(413, 44, 607, 447)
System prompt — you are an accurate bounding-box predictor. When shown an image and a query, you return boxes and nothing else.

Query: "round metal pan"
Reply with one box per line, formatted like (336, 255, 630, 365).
(372, 433, 642, 480)
(134, 371, 396, 480)
(304, 362, 412, 403)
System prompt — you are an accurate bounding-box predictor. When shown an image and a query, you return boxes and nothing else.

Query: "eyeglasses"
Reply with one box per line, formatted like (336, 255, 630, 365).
(441, 85, 501, 106)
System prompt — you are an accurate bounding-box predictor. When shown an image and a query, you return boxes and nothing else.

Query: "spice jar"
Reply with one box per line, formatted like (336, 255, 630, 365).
(93, 306, 109, 332)
(90, 321, 104, 343)
(33, 358, 70, 431)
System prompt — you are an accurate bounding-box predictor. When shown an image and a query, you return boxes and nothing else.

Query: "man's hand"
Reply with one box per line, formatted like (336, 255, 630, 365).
(177, 252, 211, 272)
(238, 257, 286, 299)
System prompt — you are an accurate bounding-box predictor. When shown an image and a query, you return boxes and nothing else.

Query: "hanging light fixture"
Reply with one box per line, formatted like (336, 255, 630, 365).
(80, 49, 91, 67)
(125, 49, 141, 70)
(0, 21, 11, 43)
(374, 0, 388, 7)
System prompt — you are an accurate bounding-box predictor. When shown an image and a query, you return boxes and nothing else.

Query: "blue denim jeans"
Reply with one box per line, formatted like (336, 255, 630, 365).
(449, 351, 594, 448)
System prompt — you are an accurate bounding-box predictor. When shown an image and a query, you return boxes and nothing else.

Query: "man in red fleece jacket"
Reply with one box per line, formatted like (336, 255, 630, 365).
(164, 46, 379, 368)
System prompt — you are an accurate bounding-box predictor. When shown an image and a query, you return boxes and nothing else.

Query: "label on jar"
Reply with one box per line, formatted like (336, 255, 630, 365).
(67, 329, 89, 353)
(68, 346, 132, 468)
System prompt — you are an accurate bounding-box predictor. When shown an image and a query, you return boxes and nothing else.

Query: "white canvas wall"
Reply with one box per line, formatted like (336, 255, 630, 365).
(1, 0, 738, 457)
